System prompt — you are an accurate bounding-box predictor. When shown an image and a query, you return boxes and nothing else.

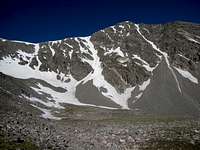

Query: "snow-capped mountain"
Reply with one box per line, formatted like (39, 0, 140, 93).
(1, 21, 200, 119)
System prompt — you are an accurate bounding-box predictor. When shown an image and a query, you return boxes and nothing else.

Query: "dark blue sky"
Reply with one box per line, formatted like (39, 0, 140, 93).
(0, 0, 199, 43)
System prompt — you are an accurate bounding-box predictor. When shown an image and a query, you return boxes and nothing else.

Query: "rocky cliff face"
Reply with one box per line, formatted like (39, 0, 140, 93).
(0, 21, 200, 118)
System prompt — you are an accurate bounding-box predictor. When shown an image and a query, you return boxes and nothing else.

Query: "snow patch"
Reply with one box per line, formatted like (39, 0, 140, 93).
(139, 79, 151, 91)
(31, 104, 61, 120)
(126, 32, 130, 36)
(135, 93, 143, 99)
(174, 67, 198, 84)
(117, 57, 129, 64)
(68, 50, 73, 59)
(179, 30, 200, 44)
(31, 83, 82, 107)
(177, 54, 191, 61)
(111, 26, 117, 33)
(17, 50, 34, 61)
(51, 40, 62, 45)
(75, 38, 91, 55)
(49, 44, 55, 56)
(132, 79, 151, 104)
(119, 25, 124, 29)
(64, 42, 73, 49)
(22, 94, 63, 109)
(34, 44, 42, 69)
(105, 47, 124, 57)
(0, 56, 70, 87)
(132, 54, 154, 72)
(186, 36, 200, 44)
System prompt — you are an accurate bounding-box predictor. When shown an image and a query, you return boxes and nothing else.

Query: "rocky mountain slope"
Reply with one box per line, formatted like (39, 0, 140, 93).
(1, 21, 200, 149)
(0, 21, 200, 120)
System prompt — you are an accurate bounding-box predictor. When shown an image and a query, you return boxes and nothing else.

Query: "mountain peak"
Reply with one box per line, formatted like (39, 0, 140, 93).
(0, 21, 200, 118)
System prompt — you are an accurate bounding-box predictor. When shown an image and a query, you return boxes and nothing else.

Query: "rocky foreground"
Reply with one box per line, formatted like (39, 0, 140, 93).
(0, 90, 200, 150)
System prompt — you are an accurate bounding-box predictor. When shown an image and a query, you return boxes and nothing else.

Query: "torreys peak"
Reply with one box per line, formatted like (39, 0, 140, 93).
(0, 21, 200, 119)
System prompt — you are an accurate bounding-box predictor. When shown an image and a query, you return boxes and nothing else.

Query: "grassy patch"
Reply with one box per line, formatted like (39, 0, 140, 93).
(98, 115, 185, 124)
(60, 105, 192, 124)
(141, 139, 200, 150)
(0, 136, 38, 150)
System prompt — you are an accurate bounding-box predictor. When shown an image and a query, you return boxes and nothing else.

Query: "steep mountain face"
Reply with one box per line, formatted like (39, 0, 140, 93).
(0, 21, 200, 118)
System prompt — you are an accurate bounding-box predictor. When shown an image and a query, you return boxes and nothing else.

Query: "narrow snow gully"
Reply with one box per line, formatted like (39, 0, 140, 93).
(135, 24, 182, 94)
(34, 44, 42, 70)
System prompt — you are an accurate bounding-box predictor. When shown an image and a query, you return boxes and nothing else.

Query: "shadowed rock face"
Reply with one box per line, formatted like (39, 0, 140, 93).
(0, 21, 200, 117)
(129, 59, 200, 117)
(140, 22, 200, 73)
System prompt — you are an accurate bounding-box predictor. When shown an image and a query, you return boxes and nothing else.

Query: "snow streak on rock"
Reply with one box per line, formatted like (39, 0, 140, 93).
(49, 44, 56, 56)
(104, 47, 125, 57)
(135, 24, 182, 94)
(31, 104, 61, 120)
(186, 36, 200, 44)
(178, 30, 200, 45)
(133, 79, 151, 103)
(132, 54, 154, 72)
(139, 79, 151, 91)
(174, 67, 198, 84)
(34, 44, 42, 69)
